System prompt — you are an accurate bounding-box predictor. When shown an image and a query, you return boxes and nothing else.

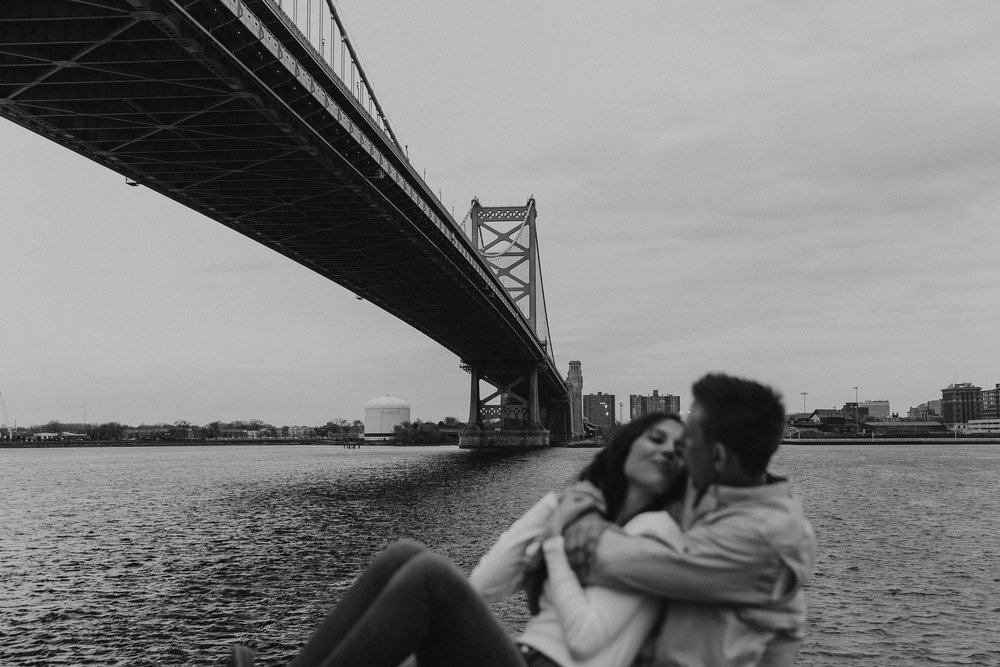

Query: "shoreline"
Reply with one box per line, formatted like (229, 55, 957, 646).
(783, 437, 1000, 445)
(0, 439, 467, 450)
(0, 438, 339, 449)
(7, 437, 1000, 449)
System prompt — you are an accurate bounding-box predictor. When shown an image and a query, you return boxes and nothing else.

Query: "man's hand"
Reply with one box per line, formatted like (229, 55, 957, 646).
(546, 492, 599, 537)
(563, 480, 607, 510)
(563, 508, 612, 583)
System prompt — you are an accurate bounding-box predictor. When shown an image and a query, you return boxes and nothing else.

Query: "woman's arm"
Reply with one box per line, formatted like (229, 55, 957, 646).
(468, 492, 558, 600)
(539, 534, 656, 660)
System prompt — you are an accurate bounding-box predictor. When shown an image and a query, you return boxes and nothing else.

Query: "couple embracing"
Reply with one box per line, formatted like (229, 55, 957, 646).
(234, 373, 816, 667)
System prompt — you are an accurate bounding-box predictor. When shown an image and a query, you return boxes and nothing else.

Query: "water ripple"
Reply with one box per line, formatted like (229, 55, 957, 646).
(2, 444, 999, 665)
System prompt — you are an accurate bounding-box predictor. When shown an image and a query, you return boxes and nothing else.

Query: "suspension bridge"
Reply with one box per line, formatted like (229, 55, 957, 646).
(0, 0, 574, 446)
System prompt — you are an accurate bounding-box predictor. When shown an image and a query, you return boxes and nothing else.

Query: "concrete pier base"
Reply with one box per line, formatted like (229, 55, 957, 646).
(459, 428, 550, 449)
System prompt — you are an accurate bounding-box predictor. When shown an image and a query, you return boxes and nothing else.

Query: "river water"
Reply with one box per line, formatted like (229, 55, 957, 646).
(1, 444, 998, 666)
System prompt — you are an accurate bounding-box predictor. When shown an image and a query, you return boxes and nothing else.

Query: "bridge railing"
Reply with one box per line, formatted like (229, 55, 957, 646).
(261, 1, 559, 373)
(269, 0, 401, 152)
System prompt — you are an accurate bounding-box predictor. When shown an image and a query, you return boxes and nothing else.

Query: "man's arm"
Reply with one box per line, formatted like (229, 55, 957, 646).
(554, 483, 789, 607)
(545, 482, 613, 578)
(585, 518, 791, 605)
(562, 511, 613, 577)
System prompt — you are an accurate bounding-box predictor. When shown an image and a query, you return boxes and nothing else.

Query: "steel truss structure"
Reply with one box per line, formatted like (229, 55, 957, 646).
(461, 199, 564, 438)
(0, 0, 569, 444)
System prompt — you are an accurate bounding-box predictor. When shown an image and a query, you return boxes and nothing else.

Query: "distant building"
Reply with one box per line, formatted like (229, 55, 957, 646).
(219, 428, 260, 439)
(277, 425, 311, 438)
(629, 390, 680, 419)
(859, 400, 890, 420)
(908, 401, 942, 421)
(364, 395, 410, 441)
(867, 421, 949, 436)
(566, 361, 584, 438)
(941, 383, 982, 425)
(841, 402, 870, 424)
(807, 409, 845, 425)
(583, 392, 616, 434)
(961, 418, 1000, 435)
(982, 384, 1000, 420)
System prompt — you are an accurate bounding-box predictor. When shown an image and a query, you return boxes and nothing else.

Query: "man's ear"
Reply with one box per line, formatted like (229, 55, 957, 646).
(711, 441, 728, 472)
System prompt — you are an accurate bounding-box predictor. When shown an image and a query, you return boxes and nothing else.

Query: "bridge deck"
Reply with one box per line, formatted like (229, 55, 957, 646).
(0, 0, 565, 401)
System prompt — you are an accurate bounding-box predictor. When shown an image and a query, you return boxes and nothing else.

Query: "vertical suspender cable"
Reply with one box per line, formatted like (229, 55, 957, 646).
(324, 0, 402, 151)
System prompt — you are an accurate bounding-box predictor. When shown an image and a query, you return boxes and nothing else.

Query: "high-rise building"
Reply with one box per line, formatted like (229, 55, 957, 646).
(982, 384, 1000, 420)
(859, 400, 890, 420)
(629, 390, 680, 419)
(941, 383, 982, 425)
(566, 361, 584, 438)
(907, 401, 942, 421)
(583, 392, 616, 433)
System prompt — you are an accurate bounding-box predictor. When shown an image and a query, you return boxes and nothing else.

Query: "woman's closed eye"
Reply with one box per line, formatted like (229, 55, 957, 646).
(646, 428, 668, 444)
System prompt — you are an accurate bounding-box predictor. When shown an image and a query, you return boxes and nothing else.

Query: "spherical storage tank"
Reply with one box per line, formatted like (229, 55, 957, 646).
(364, 396, 411, 441)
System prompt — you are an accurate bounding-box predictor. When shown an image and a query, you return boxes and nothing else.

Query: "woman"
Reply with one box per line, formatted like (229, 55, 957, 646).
(232, 413, 685, 667)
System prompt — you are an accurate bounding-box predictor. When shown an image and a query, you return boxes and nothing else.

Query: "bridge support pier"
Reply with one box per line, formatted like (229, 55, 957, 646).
(547, 396, 573, 446)
(459, 364, 550, 449)
(459, 427, 550, 449)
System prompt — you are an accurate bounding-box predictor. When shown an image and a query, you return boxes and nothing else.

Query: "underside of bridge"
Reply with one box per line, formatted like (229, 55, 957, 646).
(0, 0, 568, 446)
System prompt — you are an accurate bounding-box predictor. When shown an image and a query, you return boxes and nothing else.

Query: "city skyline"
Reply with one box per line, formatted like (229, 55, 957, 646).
(3, 2, 1000, 427)
(6, 372, 991, 429)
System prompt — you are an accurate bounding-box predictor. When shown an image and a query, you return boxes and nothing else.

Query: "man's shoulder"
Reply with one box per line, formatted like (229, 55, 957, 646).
(695, 483, 816, 593)
(704, 482, 814, 551)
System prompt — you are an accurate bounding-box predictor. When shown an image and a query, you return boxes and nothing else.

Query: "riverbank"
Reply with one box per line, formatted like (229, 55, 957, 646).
(0, 438, 331, 449)
(784, 437, 1000, 445)
(562, 439, 603, 448)
(12, 436, 1000, 449)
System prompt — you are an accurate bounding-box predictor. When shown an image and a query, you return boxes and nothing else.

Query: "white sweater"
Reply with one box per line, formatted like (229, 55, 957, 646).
(469, 493, 681, 667)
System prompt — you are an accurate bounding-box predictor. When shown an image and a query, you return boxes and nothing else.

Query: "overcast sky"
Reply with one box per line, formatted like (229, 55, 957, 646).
(3, 1, 1000, 427)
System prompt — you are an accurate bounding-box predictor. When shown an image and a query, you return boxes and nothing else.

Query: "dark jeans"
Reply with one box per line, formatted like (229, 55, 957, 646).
(290, 540, 527, 667)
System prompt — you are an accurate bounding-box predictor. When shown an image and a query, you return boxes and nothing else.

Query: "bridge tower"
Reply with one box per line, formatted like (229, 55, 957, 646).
(459, 198, 565, 448)
(566, 360, 585, 439)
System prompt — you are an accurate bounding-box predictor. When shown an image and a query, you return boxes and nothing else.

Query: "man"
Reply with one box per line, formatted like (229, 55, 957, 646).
(562, 373, 816, 667)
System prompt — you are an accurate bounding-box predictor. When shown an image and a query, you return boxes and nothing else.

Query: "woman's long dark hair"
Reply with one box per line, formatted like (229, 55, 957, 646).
(577, 412, 687, 521)
(524, 412, 687, 614)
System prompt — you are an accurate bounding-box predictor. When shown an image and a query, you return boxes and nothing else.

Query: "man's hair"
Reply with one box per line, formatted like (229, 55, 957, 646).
(692, 373, 785, 475)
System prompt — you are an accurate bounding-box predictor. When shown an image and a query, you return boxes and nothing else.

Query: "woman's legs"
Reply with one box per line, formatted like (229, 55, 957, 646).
(297, 544, 524, 667)
(291, 540, 427, 667)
